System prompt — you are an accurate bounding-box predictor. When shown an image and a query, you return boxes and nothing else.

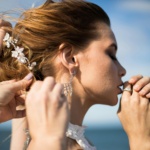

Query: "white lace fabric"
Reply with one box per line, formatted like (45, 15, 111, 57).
(24, 123, 97, 150)
(66, 123, 97, 150)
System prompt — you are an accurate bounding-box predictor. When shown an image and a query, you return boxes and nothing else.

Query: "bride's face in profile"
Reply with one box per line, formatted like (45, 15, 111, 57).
(76, 25, 126, 105)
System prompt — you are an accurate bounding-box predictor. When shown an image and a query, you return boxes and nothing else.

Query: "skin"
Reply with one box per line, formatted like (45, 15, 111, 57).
(0, 20, 150, 150)
(26, 77, 69, 150)
(0, 73, 33, 123)
(0, 76, 68, 150)
(118, 82, 150, 150)
(71, 26, 125, 106)
(57, 25, 126, 127)
(58, 24, 150, 149)
(129, 74, 150, 98)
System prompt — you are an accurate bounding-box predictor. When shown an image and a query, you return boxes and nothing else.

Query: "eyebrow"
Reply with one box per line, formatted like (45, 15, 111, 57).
(109, 43, 118, 51)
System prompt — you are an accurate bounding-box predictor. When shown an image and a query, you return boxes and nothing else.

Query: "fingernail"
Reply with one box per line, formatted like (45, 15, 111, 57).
(146, 93, 150, 98)
(134, 85, 140, 91)
(129, 78, 134, 83)
(24, 73, 33, 80)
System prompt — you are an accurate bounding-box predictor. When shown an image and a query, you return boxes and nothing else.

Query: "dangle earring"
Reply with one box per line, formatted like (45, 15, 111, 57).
(63, 71, 76, 97)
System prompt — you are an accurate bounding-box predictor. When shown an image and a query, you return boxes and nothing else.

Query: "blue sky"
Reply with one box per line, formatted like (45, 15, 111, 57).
(0, 0, 150, 129)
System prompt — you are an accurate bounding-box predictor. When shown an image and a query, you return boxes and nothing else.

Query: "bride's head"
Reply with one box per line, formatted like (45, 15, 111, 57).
(0, 0, 126, 105)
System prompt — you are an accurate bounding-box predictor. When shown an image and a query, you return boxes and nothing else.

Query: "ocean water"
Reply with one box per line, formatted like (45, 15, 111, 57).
(85, 128, 129, 150)
(0, 127, 129, 150)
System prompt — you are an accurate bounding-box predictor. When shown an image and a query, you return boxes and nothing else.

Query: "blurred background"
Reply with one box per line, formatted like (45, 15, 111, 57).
(0, 0, 150, 149)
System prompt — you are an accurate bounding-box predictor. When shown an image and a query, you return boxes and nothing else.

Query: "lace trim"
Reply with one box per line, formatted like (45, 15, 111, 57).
(24, 123, 97, 150)
(66, 123, 97, 150)
(23, 129, 31, 150)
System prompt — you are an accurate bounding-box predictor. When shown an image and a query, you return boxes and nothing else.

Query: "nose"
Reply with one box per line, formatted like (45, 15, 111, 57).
(118, 62, 126, 77)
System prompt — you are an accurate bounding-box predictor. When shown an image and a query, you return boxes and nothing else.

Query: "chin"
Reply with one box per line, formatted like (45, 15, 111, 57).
(107, 96, 118, 106)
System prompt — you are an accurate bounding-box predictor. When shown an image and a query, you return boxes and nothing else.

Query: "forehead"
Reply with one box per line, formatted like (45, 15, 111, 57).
(81, 25, 118, 54)
(98, 24, 117, 45)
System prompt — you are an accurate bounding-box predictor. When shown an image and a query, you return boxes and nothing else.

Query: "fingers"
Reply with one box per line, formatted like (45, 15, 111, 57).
(26, 77, 69, 141)
(122, 82, 132, 98)
(51, 83, 66, 108)
(26, 77, 67, 109)
(0, 79, 16, 85)
(52, 83, 64, 99)
(40, 77, 56, 93)
(140, 96, 149, 112)
(128, 74, 143, 85)
(30, 81, 42, 93)
(133, 77, 150, 91)
(118, 82, 132, 113)
(139, 83, 150, 97)
(11, 73, 33, 93)
(129, 75, 150, 98)
(146, 93, 150, 99)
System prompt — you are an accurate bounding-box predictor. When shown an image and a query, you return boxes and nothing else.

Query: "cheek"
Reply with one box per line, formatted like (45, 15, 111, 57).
(80, 59, 116, 90)
(82, 60, 118, 103)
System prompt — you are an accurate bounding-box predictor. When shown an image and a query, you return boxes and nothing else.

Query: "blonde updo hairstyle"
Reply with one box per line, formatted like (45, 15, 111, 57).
(0, 0, 110, 83)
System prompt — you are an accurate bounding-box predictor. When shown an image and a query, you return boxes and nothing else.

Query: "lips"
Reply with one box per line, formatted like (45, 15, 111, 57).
(117, 83, 124, 94)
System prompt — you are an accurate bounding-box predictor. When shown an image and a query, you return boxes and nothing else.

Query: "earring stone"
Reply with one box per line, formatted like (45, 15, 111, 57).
(63, 71, 75, 97)
(63, 83, 72, 97)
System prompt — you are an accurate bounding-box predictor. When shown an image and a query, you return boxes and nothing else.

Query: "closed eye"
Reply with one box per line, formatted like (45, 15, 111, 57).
(109, 54, 118, 61)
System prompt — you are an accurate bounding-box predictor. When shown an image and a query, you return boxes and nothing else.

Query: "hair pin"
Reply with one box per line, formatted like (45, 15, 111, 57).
(3, 33, 36, 70)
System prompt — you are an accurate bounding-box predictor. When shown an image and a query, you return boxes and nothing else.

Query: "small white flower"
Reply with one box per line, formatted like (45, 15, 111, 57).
(12, 50, 19, 58)
(12, 46, 27, 64)
(3, 33, 12, 48)
(31, 62, 36, 67)
(14, 39, 18, 44)
(3, 33, 10, 41)
(3, 32, 37, 70)
(15, 46, 24, 53)
(28, 62, 36, 70)
(18, 56, 27, 64)
(12, 46, 24, 57)
(7, 42, 11, 48)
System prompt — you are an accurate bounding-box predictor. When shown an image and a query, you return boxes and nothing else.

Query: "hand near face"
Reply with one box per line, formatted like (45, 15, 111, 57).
(118, 80, 150, 150)
(26, 77, 69, 150)
(129, 75, 150, 98)
(0, 73, 33, 123)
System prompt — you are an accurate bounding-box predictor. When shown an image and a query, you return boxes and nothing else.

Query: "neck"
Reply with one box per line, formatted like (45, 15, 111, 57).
(58, 73, 94, 126)
(69, 92, 93, 126)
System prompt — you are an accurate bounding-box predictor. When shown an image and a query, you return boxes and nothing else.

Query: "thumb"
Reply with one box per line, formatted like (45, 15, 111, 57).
(122, 82, 132, 97)
(11, 73, 33, 92)
(117, 82, 132, 114)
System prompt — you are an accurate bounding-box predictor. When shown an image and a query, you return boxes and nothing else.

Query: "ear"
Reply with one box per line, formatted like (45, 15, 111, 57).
(58, 43, 78, 74)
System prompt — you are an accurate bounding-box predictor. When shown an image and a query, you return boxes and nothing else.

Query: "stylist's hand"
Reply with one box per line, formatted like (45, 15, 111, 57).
(26, 77, 69, 150)
(0, 19, 12, 50)
(0, 73, 33, 123)
(118, 82, 150, 150)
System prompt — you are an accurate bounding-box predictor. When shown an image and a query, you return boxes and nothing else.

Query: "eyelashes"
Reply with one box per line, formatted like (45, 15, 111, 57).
(109, 54, 118, 61)
(106, 49, 118, 61)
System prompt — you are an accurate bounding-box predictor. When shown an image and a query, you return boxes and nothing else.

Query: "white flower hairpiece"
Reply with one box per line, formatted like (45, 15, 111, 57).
(3, 33, 36, 70)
